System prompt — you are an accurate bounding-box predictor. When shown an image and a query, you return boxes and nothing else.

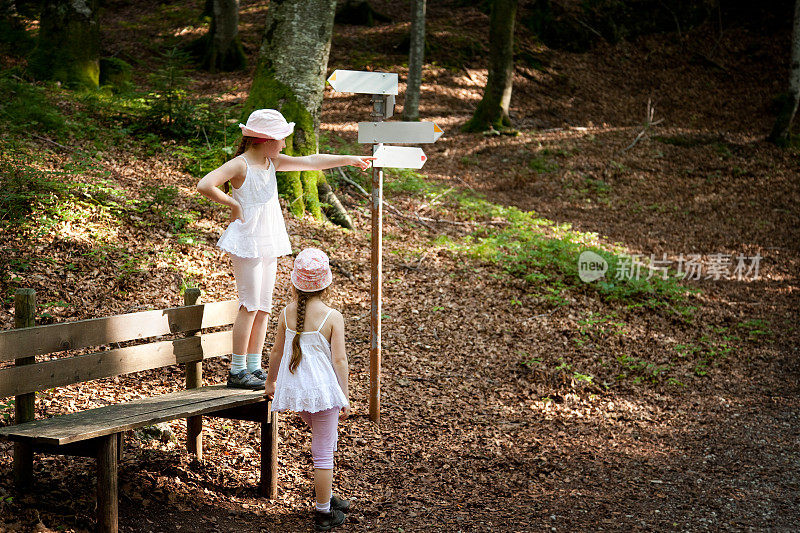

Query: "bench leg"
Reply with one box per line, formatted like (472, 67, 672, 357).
(187, 415, 203, 461)
(97, 434, 118, 533)
(259, 409, 278, 499)
(13, 442, 33, 489)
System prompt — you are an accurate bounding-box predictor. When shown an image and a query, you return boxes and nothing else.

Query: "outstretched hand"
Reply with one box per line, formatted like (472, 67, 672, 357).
(349, 156, 376, 171)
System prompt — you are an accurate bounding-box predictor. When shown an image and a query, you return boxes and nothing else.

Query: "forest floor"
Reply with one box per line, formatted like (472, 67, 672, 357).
(1, 1, 799, 532)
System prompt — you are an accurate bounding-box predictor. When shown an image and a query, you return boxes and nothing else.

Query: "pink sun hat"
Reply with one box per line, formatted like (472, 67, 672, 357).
(291, 248, 333, 292)
(239, 109, 295, 140)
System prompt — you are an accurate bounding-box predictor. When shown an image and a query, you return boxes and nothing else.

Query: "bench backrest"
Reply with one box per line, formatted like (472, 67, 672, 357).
(0, 300, 239, 398)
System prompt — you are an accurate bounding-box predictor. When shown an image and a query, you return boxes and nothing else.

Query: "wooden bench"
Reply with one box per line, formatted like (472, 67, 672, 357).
(0, 288, 278, 533)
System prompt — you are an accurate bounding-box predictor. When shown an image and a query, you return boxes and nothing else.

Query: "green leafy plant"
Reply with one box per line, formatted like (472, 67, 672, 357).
(0, 71, 69, 139)
(141, 48, 214, 138)
(616, 354, 671, 384)
(0, 398, 14, 422)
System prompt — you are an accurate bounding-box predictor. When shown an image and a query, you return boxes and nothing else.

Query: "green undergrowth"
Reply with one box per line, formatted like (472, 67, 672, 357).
(449, 194, 694, 314)
(518, 313, 764, 391)
(381, 168, 696, 315)
(0, 57, 238, 166)
(0, 152, 203, 242)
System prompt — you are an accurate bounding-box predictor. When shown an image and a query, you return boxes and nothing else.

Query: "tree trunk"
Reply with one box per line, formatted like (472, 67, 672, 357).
(28, 0, 100, 89)
(463, 0, 518, 132)
(403, 0, 426, 121)
(246, 0, 352, 226)
(192, 0, 246, 73)
(769, 0, 800, 144)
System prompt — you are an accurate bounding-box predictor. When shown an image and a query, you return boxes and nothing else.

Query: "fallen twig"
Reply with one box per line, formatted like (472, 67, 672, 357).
(329, 259, 356, 282)
(398, 250, 430, 271)
(335, 167, 435, 230)
(416, 187, 454, 213)
(622, 98, 664, 152)
(336, 167, 370, 197)
(334, 168, 508, 230)
(31, 133, 74, 151)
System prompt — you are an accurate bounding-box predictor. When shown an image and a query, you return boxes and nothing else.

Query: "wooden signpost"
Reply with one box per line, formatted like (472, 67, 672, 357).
(327, 69, 443, 422)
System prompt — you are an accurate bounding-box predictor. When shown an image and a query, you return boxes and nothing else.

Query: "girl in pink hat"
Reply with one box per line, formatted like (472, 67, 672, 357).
(197, 109, 373, 390)
(265, 248, 351, 530)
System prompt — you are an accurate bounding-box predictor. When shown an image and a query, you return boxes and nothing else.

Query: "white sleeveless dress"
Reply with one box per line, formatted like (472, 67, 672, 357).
(271, 309, 349, 414)
(216, 155, 292, 258)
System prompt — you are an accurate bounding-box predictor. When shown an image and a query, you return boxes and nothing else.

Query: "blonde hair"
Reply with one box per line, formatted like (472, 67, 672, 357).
(288, 287, 327, 374)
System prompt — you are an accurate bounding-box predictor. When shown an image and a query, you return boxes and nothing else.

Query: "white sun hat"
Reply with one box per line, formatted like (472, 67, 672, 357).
(239, 109, 295, 140)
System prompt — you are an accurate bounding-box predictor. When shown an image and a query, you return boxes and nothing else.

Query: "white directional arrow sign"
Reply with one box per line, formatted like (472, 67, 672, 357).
(327, 70, 399, 95)
(358, 121, 444, 144)
(372, 145, 427, 169)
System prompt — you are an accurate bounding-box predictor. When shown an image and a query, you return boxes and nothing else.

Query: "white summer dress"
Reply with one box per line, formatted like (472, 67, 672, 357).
(271, 308, 349, 414)
(216, 156, 292, 258)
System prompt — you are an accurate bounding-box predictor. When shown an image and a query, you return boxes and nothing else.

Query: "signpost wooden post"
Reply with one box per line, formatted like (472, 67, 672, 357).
(327, 69, 443, 423)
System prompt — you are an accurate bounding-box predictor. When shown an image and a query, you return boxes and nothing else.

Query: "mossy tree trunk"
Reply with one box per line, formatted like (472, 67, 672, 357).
(463, 0, 518, 132)
(769, 0, 800, 144)
(402, 0, 426, 121)
(28, 0, 100, 89)
(191, 0, 246, 73)
(246, 0, 353, 228)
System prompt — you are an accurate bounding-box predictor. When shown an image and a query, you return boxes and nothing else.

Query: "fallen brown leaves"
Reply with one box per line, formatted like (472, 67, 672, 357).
(1, 1, 799, 532)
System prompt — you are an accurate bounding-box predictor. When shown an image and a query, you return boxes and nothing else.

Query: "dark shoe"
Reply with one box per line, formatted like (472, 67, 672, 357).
(314, 509, 346, 531)
(330, 495, 351, 513)
(251, 368, 268, 381)
(227, 370, 266, 390)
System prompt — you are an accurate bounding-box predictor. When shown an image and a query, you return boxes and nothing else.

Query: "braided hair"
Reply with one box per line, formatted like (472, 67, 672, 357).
(288, 288, 326, 374)
(224, 136, 257, 193)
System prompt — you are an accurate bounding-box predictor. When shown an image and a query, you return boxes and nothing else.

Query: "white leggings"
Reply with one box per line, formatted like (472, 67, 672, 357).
(230, 255, 278, 313)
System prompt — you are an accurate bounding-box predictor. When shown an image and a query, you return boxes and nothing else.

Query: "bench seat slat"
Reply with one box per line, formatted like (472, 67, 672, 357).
(0, 330, 232, 398)
(0, 300, 239, 362)
(0, 385, 266, 445)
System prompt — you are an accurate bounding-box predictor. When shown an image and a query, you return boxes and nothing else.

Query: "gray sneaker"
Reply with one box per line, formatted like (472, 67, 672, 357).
(251, 368, 268, 382)
(227, 370, 266, 390)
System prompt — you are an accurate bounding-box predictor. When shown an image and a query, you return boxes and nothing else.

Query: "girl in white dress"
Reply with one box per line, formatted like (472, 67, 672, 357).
(265, 248, 351, 531)
(197, 109, 373, 389)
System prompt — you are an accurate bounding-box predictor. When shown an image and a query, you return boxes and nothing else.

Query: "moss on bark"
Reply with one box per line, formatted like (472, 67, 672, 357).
(463, 0, 517, 133)
(28, 0, 100, 89)
(245, 68, 324, 219)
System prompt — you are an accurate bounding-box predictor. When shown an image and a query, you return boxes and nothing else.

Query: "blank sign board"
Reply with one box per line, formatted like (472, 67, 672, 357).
(358, 121, 444, 144)
(372, 145, 427, 169)
(327, 70, 399, 95)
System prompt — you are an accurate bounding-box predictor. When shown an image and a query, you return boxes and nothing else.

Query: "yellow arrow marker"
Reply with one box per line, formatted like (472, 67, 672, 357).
(434, 124, 442, 133)
(328, 72, 337, 83)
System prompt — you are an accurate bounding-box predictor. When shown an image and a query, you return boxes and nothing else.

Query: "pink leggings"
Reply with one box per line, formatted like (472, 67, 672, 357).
(298, 408, 340, 470)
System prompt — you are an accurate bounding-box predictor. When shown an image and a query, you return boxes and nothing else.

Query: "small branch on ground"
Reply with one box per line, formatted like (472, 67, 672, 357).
(398, 250, 430, 271)
(335, 167, 435, 230)
(622, 98, 664, 152)
(31, 133, 74, 151)
(329, 259, 356, 282)
(416, 187, 454, 213)
(334, 169, 508, 230)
